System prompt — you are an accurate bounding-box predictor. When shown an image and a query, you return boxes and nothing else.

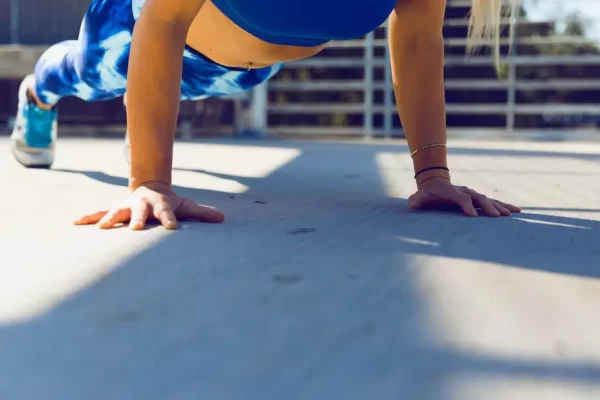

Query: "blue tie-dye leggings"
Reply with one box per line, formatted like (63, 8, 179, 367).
(33, 0, 283, 106)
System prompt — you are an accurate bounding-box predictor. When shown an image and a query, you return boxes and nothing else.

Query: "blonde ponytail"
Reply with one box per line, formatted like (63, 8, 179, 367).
(467, 0, 520, 61)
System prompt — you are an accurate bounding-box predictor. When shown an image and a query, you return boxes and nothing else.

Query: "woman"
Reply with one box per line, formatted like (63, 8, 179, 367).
(10, 0, 522, 230)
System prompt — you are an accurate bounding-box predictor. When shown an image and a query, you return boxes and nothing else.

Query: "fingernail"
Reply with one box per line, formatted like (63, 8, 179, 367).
(165, 220, 178, 230)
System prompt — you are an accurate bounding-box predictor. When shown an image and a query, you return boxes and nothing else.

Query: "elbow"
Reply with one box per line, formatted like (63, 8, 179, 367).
(388, 14, 443, 52)
(135, 11, 189, 42)
(388, 22, 445, 80)
(389, 33, 444, 60)
(389, 15, 442, 50)
(390, 26, 443, 49)
(136, 0, 203, 34)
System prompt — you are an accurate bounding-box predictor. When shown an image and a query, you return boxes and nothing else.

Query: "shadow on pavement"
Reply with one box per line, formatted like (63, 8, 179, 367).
(1, 139, 600, 399)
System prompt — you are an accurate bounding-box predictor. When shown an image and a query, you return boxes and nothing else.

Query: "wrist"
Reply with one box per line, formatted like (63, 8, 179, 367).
(128, 137, 173, 191)
(415, 165, 450, 186)
(411, 145, 450, 187)
(129, 161, 172, 192)
(130, 179, 172, 193)
(416, 172, 451, 189)
(411, 145, 448, 172)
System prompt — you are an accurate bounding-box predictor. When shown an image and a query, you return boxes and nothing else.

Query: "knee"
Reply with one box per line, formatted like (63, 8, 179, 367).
(77, 48, 128, 98)
(76, 48, 104, 87)
(35, 40, 99, 89)
(33, 40, 127, 103)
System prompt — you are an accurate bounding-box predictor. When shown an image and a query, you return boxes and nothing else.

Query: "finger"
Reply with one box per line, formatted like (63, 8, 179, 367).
(129, 200, 150, 230)
(447, 190, 478, 217)
(490, 200, 511, 216)
(493, 199, 522, 213)
(177, 199, 225, 223)
(97, 207, 131, 229)
(152, 200, 178, 230)
(468, 191, 500, 217)
(408, 191, 451, 211)
(74, 210, 109, 225)
(408, 192, 427, 210)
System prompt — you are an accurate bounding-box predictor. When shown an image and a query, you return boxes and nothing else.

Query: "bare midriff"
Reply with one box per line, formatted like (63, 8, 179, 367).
(185, 0, 328, 69)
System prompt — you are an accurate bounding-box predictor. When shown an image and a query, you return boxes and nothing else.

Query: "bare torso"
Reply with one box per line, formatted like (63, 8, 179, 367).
(185, 0, 328, 69)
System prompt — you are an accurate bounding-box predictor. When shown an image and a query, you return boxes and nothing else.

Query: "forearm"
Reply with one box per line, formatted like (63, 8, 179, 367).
(126, 15, 188, 190)
(389, 22, 449, 184)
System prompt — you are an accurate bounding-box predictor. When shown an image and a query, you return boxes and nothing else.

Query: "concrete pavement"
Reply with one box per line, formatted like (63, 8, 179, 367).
(1, 136, 600, 399)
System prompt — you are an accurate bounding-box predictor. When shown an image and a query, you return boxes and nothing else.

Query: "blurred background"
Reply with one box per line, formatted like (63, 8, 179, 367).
(0, 0, 599, 139)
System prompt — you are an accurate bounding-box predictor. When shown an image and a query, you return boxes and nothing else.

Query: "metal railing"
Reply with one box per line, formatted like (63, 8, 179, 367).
(260, 0, 600, 137)
(263, 28, 394, 137)
(2, 0, 600, 138)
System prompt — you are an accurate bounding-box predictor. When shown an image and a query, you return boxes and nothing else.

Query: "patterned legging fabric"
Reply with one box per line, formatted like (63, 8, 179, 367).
(34, 0, 283, 105)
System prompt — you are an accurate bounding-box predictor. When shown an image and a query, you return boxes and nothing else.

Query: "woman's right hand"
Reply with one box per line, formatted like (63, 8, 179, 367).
(74, 181, 225, 230)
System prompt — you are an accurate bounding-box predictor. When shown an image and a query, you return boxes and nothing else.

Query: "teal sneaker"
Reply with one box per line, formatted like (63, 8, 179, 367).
(10, 74, 58, 168)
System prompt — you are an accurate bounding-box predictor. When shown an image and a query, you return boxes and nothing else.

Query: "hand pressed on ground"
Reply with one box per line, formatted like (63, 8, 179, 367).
(74, 181, 225, 230)
(408, 177, 522, 217)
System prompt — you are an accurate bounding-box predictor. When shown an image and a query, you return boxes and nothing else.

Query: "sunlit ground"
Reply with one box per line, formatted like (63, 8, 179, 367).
(1, 136, 599, 399)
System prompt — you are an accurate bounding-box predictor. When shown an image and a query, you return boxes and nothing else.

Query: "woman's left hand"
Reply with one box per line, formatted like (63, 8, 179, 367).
(408, 177, 522, 217)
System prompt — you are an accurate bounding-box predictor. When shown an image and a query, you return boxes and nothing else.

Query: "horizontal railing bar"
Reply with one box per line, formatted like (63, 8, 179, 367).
(444, 80, 508, 88)
(515, 79, 600, 89)
(269, 103, 374, 113)
(443, 16, 600, 27)
(514, 104, 600, 114)
(269, 103, 600, 114)
(270, 81, 377, 90)
(271, 79, 600, 91)
(328, 35, 600, 49)
(267, 126, 380, 136)
(268, 103, 509, 114)
(444, 36, 600, 46)
(286, 55, 600, 69)
(444, 55, 600, 66)
(271, 79, 511, 90)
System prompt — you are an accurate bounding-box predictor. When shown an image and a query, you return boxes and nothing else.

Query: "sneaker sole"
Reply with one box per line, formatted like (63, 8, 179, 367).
(11, 142, 54, 168)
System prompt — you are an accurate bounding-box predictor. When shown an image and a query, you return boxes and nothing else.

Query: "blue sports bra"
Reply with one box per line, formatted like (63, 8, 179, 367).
(212, 0, 397, 47)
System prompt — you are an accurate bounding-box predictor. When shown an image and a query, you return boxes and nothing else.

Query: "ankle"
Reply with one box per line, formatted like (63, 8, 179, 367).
(27, 87, 55, 110)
